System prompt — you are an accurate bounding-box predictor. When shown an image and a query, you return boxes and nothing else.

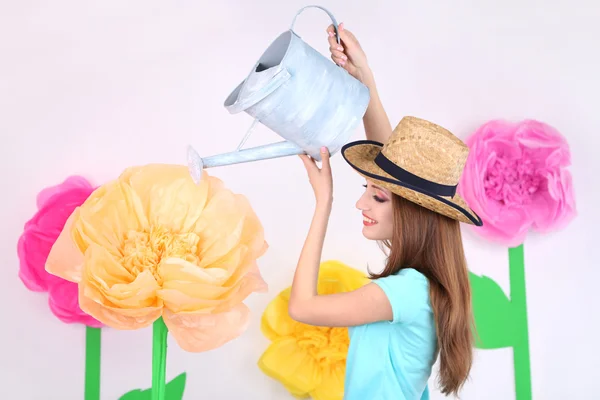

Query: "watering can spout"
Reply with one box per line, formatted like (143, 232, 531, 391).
(187, 141, 305, 183)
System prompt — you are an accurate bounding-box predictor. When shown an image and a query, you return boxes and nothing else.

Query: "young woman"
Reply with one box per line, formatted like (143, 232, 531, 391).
(289, 23, 483, 399)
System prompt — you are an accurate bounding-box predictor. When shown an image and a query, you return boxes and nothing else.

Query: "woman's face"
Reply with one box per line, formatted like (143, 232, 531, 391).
(355, 180, 394, 241)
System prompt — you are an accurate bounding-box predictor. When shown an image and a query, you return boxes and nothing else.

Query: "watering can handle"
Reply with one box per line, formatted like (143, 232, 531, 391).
(290, 5, 341, 45)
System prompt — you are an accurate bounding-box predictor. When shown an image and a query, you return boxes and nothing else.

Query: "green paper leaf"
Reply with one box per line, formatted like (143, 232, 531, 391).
(469, 272, 519, 349)
(119, 372, 187, 400)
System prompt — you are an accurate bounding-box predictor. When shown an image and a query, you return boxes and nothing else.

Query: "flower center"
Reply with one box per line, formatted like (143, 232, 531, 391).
(295, 325, 349, 367)
(484, 154, 542, 205)
(120, 226, 200, 283)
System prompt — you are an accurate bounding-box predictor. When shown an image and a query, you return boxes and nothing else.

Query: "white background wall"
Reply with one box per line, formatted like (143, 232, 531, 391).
(1, 0, 598, 399)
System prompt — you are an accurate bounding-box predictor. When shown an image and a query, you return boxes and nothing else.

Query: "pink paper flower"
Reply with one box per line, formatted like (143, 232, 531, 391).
(459, 119, 576, 247)
(18, 176, 103, 327)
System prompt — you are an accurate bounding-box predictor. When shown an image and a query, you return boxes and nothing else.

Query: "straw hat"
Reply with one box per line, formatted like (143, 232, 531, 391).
(341, 116, 483, 226)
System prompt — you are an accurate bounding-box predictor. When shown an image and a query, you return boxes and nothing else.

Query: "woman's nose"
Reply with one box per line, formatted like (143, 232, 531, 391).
(356, 193, 369, 210)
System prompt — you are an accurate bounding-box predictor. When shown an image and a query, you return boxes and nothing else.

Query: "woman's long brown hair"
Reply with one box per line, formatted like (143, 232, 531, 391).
(371, 194, 474, 396)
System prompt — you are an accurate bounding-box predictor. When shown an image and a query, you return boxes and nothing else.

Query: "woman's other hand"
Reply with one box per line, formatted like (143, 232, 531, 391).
(299, 147, 333, 209)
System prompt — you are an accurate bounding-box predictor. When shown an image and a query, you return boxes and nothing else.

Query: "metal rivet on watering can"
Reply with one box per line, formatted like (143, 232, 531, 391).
(187, 5, 370, 183)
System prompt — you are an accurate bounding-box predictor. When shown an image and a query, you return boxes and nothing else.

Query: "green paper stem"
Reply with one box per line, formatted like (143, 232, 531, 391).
(152, 317, 168, 400)
(509, 245, 532, 400)
(85, 327, 102, 400)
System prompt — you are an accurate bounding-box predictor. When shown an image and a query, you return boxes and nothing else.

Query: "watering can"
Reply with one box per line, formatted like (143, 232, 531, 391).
(187, 5, 370, 183)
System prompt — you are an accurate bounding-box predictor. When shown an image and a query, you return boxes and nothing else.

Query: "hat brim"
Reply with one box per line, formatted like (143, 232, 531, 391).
(341, 140, 482, 226)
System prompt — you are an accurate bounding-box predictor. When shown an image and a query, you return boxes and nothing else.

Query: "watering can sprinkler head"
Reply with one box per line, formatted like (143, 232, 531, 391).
(187, 145, 204, 184)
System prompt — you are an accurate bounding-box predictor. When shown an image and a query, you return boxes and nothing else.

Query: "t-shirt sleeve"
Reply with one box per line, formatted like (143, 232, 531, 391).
(372, 269, 430, 324)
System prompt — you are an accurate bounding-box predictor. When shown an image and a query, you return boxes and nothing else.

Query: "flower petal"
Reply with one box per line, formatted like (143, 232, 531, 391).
(47, 279, 103, 328)
(79, 284, 162, 330)
(261, 287, 296, 341)
(530, 169, 576, 233)
(78, 243, 162, 329)
(258, 337, 321, 395)
(234, 195, 268, 261)
(310, 363, 346, 400)
(516, 120, 569, 151)
(317, 260, 369, 294)
(162, 304, 251, 352)
(478, 207, 532, 247)
(161, 257, 229, 284)
(18, 230, 56, 292)
(22, 179, 94, 290)
(158, 258, 267, 314)
(45, 210, 86, 282)
(158, 258, 230, 312)
(84, 246, 158, 309)
(122, 164, 211, 233)
(73, 181, 148, 257)
(220, 243, 269, 290)
(194, 190, 247, 267)
(194, 189, 266, 268)
(36, 176, 94, 209)
(213, 263, 267, 313)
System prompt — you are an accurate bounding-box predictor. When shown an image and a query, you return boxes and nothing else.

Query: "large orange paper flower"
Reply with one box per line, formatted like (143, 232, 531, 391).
(258, 260, 368, 400)
(45, 164, 268, 352)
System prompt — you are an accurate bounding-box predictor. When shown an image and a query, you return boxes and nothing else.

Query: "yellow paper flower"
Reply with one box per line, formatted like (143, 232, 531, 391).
(45, 164, 268, 352)
(258, 260, 369, 400)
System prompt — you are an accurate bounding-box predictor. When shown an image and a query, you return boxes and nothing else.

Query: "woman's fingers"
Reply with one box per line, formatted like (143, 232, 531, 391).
(329, 47, 346, 59)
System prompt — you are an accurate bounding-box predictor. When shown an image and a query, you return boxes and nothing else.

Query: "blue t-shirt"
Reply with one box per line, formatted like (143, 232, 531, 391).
(344, 268, 437, 400)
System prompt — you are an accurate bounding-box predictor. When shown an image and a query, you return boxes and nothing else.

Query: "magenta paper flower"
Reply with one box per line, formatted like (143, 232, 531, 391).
(18, 176, 102, 327)
(459, 119, 576, 247)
